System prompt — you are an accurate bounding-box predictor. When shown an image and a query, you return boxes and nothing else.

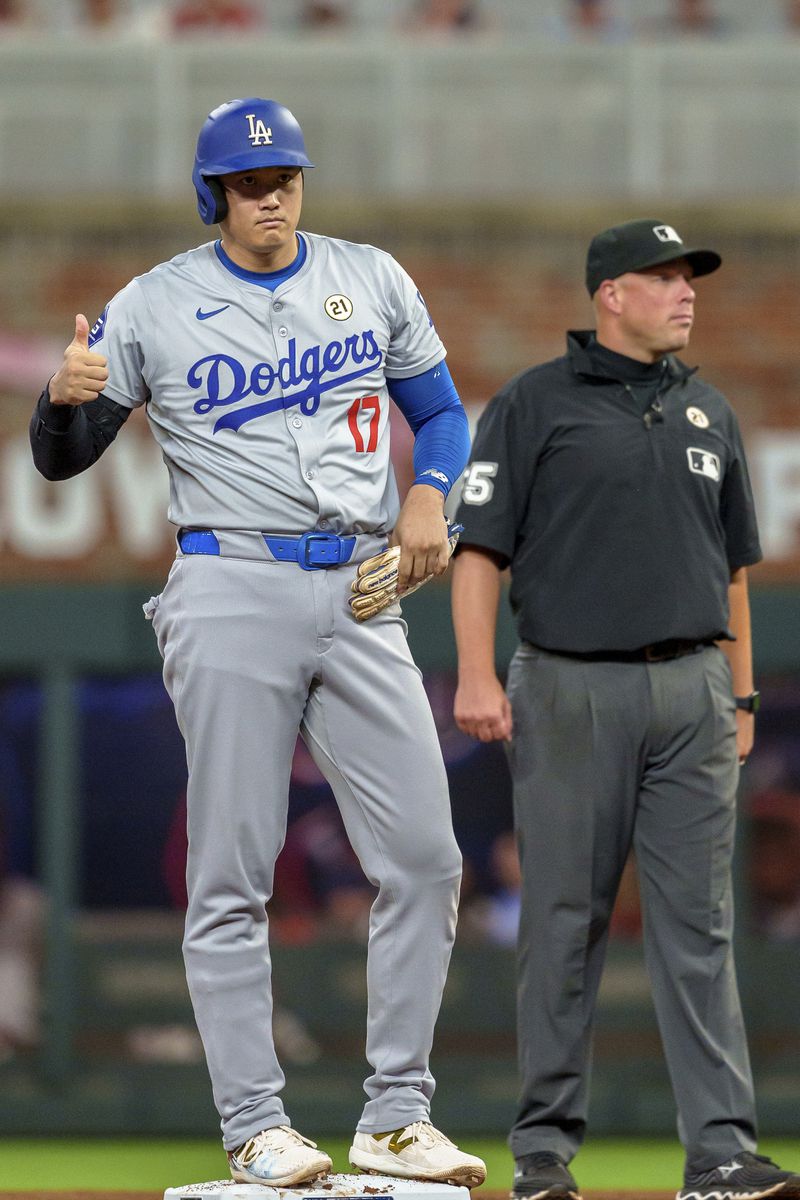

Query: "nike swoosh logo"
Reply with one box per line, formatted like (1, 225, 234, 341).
(196, 305, 230, 321)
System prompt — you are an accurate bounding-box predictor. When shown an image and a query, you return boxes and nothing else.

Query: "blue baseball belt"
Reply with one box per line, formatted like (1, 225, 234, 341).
(178, 528, 357, 570)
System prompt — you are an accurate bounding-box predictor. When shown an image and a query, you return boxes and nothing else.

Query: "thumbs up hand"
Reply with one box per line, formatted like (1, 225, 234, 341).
(49, 314, 110, 406)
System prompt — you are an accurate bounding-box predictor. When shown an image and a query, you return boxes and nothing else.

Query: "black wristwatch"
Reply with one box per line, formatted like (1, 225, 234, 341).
(735, 691, 761, 714)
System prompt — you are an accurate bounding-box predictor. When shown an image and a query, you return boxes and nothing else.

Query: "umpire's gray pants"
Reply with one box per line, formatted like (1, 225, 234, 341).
(506, 642, 757, 1174)
(148, 547, 462, 1149)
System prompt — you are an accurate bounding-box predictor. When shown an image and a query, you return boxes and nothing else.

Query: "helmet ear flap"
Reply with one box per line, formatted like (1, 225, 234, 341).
(194, 173, 228, 226)
(206, 177, 227, 224)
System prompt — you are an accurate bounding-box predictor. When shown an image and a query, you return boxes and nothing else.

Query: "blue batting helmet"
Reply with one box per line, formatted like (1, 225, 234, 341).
(192, 97, 315, 225)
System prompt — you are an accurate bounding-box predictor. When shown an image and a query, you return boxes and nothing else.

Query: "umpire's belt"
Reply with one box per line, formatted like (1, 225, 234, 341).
(530, 638, 717, 664)
(178, 528, 357, 570)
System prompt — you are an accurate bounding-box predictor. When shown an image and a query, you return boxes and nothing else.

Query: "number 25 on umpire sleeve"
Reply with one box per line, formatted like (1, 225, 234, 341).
(348, 395, 380, 453)
(462, 461, 498, 504)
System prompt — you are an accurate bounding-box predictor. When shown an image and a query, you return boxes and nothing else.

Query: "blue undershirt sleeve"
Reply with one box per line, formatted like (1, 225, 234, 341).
(387, 360, 470, 498)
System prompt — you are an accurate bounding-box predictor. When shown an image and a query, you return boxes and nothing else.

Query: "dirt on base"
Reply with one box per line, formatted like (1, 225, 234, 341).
(0, 1192, 675, 1200)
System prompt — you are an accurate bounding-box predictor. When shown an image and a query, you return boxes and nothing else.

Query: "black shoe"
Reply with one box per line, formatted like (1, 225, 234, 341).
(512, 1152, 582, 1200)
(678, 1153, 800, 1200)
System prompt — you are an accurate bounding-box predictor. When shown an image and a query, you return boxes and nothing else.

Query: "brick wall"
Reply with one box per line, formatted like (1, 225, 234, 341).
(4, 210, 799, 580)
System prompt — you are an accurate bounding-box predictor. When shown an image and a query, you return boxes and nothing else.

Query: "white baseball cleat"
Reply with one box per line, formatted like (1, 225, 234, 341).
(349, 1121, 487, 1187)
(227, 1125, 332, 1186)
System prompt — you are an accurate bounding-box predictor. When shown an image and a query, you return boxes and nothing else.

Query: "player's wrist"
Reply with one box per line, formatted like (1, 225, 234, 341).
(37, 384, 77, 431)
(407, 481, 447, 507)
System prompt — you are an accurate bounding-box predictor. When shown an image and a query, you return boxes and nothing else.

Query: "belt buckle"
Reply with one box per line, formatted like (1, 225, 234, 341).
(297, 530, 340, 570)
(643, 644, 662, 662)
(644, 640, 684, 663)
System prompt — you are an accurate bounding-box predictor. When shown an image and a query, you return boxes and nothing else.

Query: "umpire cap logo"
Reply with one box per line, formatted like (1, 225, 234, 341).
(653, 224, 682, 244)
(687, 447, 721, 482)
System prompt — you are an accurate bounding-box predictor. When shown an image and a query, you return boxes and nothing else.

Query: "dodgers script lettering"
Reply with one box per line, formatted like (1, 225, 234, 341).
(187, 330, 383, 433)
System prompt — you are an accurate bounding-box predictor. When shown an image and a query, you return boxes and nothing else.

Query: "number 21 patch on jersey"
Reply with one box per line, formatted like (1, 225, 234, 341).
(324, 294, 353, 320)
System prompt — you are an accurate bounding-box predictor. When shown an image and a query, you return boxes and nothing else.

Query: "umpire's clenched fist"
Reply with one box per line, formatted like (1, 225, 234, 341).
(49, 313, 109, 405)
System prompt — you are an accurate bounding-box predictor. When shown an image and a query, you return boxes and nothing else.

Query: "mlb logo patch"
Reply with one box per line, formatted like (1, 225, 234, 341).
(687, 447, 721, 482)
(653, 224, 682, 244)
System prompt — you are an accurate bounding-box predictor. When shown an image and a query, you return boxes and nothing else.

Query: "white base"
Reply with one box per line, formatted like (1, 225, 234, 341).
(164, 1173, 471, 1200)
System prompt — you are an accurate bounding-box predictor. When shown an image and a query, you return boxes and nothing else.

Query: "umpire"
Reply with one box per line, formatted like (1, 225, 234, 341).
(450, 219, 800, 1200)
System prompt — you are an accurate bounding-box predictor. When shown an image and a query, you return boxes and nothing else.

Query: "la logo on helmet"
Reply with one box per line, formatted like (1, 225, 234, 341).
(246, 113, 273, 146)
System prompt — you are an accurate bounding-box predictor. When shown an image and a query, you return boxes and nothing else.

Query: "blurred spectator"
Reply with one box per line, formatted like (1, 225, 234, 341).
(459, 833, 645, 948)
(0, 0, 28, 26)
(458, 829, 520, 946)
(400, 0, 491, 35)
(480, 830, 521, 946)
(299, 0, 351, 30)
(0, 875, 43, 1062)
(783, 0, 800, 32)
(638, 0, 734, 38)
(25, 0, 172, 36)
(748, 789, 800, 941)
(276, 800, 376, 942)
(547, 0, 632, 42)
(80, 0, 120, 28)
(0, 769, 43, 1063)
(608, 852, 643, 941)
(171, 0, 265, 34)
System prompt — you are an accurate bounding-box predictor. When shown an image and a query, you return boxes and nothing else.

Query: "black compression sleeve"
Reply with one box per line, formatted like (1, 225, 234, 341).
(30, 387, 131, 481)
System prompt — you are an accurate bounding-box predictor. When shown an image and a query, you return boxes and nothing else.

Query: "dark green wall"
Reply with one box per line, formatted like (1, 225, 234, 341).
(2, 581, 799, 674)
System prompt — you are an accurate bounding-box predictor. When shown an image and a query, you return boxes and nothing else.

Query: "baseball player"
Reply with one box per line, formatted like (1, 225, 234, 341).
(450, 219, 800, 1200)
(30, 97, 486, 1191)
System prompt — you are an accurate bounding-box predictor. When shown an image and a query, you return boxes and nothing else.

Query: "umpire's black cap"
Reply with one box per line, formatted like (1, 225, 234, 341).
(586, 218, 722, 297)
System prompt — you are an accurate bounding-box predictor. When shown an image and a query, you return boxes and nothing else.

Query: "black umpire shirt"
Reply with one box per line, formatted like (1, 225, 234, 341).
(455, 330, 762, 654)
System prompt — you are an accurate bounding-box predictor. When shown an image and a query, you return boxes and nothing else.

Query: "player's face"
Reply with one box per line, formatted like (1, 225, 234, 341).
(218, 166, 303, 272)
(612, 259, 696, 361)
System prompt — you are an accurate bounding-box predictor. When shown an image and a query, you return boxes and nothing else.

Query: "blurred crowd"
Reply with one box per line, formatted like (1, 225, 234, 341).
(157, 770, 800, 952)
(1, 0, 800, 39)
(2, 720, 800, 1066)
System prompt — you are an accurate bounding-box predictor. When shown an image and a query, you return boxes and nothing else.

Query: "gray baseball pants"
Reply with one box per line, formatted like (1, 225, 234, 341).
(146, 534, 462, 1150)
(505, 642, 757, 1174)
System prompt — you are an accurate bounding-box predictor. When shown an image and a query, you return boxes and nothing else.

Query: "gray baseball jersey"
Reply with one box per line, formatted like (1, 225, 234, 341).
(29, 87, 473, 1171)
(91, 232, 445, 533)
(95, 230, 464, 1150)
